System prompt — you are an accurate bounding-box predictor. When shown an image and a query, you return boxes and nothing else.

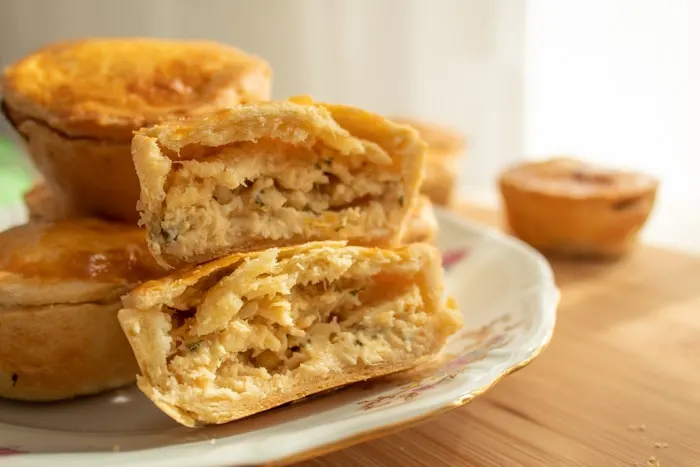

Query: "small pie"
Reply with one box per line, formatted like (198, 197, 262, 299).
(133, 96, 427, 268)
(0, 218, 165, 401)
(1, 38, 272, 223)
(499, 157, 659, 257)
(118, 241, 462, 427)
(390, 117, 466, 206)
(402, 195, 439, 244)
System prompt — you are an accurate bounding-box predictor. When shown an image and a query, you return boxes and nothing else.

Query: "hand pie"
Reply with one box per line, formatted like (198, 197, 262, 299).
(0, 219, 165, 401)
(1, 38, 272, 223)
(402, 195, 439, 244)
(133, 97, 427, 268)
(499, 157, 659, 257)
(118, 241, 462, 427)
(390, 117, 466, 206)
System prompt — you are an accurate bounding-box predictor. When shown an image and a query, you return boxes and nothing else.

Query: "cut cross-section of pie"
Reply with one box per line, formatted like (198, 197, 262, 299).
(132, 96, 427, 268)
(118, 241, 462, 427)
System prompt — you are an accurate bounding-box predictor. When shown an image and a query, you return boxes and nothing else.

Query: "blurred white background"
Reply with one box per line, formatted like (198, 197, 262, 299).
(0, 0, 697, 250)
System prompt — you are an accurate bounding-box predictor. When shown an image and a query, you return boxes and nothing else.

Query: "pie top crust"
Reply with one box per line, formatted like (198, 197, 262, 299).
(1, 38, 272, 140)
(0, 219, 164, 306)
(499, 157, 658, 200)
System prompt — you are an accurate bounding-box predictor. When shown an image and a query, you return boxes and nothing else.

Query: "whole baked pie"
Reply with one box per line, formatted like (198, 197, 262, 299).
(1, 38, 272, 223)
(0, 218, 165, 401)
(118, 241, 462, 426)
(133, 96, 427, 268)
(499, 157, 659, 257)
(390, 117, 466, 206)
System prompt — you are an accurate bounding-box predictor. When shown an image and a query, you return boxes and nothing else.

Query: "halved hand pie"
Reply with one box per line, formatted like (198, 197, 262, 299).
(132, 97, 427, 268)
(118, 241, 462, 427)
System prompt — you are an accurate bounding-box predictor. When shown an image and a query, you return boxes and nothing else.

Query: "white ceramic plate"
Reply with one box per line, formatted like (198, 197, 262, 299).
(0, 208, 558, 467)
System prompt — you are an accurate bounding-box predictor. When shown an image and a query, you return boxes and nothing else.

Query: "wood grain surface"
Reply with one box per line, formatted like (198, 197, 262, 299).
(292, 205, 700, 467)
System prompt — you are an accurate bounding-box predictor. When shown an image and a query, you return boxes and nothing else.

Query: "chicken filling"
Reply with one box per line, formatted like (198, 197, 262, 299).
(160, 250, 435, 396)
(155, 140, 405, 255)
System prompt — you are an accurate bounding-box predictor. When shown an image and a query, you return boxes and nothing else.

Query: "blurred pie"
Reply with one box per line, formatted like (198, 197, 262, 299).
(499, 157, 659, 257)
(402, 195, 439, 244)
(390, 117, 466, 206)
(0, 218, 165, 400)
(1, 38, 272, 223)
(133, 96, 427, 268)
(118, 241, 462, 426)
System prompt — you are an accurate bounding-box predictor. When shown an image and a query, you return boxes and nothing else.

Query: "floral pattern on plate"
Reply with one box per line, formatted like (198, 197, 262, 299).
(357, 314, 520, 411)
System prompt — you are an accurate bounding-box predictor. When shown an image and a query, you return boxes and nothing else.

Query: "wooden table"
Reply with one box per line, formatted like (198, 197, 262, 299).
(293, 205, 700, 467)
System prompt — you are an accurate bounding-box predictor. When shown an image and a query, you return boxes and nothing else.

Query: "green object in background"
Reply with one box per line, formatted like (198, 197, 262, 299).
(0, 139, 33, 206)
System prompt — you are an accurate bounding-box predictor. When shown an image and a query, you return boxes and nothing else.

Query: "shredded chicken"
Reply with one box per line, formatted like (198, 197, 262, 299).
(158, 249, 438, 397)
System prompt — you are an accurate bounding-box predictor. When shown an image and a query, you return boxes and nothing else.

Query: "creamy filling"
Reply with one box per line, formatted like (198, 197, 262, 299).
(154, 141, 404, 255)
(157, 250, 433, 398)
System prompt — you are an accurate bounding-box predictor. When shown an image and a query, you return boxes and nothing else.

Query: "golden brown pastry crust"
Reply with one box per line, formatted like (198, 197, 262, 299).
(0, 218, 165, 401)
(2, 38, 272, 223)
(0, 301, 138, 401)
(499, 157, 659, 257)
(402, 195, 439, 244)
(2, 38, 272, 140)
(133, 97, 427, 268)
(0, 219, 164, 307)
(390, 117, 466, 206)
(118, 241, 462, 426)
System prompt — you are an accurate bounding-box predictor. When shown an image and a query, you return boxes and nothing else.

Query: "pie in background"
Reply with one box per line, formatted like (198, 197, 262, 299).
(390, 117, 466, 207)
(499, 157, 659, 257)
(402, 195, 439, 244)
